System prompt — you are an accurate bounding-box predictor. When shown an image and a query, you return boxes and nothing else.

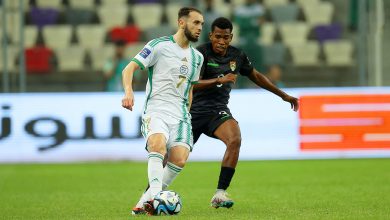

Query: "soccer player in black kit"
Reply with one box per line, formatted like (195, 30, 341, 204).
(191, 17, 299, 208)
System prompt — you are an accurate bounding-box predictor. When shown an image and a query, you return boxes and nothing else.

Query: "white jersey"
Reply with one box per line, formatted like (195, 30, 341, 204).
(132, 35, 204, 122)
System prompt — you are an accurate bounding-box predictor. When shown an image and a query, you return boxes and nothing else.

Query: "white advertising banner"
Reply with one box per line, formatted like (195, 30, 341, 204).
(1, 87, 390, 163)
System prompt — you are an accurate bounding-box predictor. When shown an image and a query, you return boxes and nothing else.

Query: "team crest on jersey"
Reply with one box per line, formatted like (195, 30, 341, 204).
(180, 65, 189, 76)
(230, 60, 236, 71)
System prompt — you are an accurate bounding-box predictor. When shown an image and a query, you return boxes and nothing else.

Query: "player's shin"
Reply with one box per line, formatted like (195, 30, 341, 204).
(217, 166, 235, 190)
(211, 167, 236, 208)
(148, 152, 164, 198)
(135, 162, 182, 209)
(162, 162, 183, 189)
(135, 160, 182, 209)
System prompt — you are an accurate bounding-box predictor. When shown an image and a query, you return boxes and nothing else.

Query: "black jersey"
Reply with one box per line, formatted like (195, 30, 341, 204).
(190, 42, 254, 114)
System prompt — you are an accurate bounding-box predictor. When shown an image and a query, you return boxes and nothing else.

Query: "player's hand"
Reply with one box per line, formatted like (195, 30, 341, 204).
(218, 73, 237, 84)
(282, 95, 299, 112)
(122, 92, 134, 111)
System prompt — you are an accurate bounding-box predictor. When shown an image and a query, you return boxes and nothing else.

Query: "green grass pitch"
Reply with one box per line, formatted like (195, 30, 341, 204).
(0, 159, 389, 219)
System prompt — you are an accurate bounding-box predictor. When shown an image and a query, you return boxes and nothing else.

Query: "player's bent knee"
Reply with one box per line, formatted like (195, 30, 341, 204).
(170, 159, 187, 168)
(147, 135, 167, 155)
(168, 146, 190, 168)
(226, 137, 241, 149)
(147, 144, 166, 155)
(168, 153, 188, 168)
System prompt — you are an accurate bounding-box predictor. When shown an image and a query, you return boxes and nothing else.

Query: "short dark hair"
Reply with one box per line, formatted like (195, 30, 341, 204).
(211, 17, 233, 32)
(178, 7, 202, 20)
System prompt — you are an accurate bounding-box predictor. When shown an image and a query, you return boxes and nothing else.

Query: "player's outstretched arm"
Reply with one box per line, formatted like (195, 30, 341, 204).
(248, 69, 299, 111)
(193, 73, 237, 91)
(121, 61, 140, 111)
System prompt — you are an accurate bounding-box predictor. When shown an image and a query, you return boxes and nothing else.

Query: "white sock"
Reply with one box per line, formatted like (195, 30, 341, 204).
(162, 162, 183, 189)
(135, 162, 182, 208)
(135, 190, 151, 208)
(135, 168, 156, 208)
(148, 152, 164, 199)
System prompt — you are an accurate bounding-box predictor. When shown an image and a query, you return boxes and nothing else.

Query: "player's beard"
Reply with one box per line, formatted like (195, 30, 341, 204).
(184, 26, 199, 42)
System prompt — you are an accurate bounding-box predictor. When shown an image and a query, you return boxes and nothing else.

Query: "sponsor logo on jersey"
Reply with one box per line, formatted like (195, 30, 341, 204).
(219, 111, 231, 120)
(230, 60, 236, 71)
(139, 48, 151, 59)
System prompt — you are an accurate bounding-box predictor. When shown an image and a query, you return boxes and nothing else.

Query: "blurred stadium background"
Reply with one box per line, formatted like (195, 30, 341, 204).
(1, 1, 389, 219)
(0, 0, 389, 91)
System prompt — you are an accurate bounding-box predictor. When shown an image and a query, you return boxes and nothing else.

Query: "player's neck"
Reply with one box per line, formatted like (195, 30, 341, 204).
(173, 32, 190, 49)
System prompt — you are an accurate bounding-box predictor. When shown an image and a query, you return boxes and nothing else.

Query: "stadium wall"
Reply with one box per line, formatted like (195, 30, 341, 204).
(1, 87, 390, 163)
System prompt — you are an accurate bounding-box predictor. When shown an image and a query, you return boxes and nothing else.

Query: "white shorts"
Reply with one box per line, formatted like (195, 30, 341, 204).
(141, 113, 193, 152)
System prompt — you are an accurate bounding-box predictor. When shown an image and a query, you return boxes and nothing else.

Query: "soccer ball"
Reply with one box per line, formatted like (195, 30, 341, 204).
(153, 190, 182, 215)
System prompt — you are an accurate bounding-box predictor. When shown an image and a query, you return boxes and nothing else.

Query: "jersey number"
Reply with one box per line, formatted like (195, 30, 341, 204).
(176, 75, 186, 88)
(216, 74, 224, 88)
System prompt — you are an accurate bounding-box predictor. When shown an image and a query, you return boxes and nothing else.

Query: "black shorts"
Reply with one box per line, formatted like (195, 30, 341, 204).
(191, 109, 235, 144)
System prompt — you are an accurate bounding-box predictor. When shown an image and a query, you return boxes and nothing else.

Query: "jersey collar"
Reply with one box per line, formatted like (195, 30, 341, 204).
(170, 35, 176, 43)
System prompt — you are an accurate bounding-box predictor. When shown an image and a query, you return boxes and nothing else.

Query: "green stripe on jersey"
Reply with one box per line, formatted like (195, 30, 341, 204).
(185, 48, 197, 99)
(177, 47, 197, 143)
(143, 66, 154, 113)
(169, 35, 176, 43)
(186, 122, 191, 148)
(131, 58, 145, 70)
(149, 36, 170, 47)
(149, 36, 168, 45)
(207, 62, 219, 67)
(177, 121, 184, 142)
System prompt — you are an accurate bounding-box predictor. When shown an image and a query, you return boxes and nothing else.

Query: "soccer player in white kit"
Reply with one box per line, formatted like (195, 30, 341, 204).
(121, 7, 204, 215)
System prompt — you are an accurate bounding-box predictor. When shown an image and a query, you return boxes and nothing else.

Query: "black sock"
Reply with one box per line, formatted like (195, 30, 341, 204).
(217, 167, 235, 190)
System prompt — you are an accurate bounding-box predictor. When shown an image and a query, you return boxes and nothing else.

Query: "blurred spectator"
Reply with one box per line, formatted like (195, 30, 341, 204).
(266, 65, 285, 88)
(233, 0, 264, 45)
(103, 40, 129, 92)
(349, 0, 358, 31)
(109, 25, 141, 44)
(233, 0, 264, 72)
(134, 0, 162, 3)
(29, 8, 60, 29)
(200, 0, 222, 43)
(25, 46, 54, 74)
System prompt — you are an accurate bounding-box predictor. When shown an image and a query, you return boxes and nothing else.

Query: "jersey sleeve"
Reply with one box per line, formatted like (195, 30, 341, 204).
(239, 51, 254, 76)
(192, 53, 204, 84)
(131, 42, 158, 70)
